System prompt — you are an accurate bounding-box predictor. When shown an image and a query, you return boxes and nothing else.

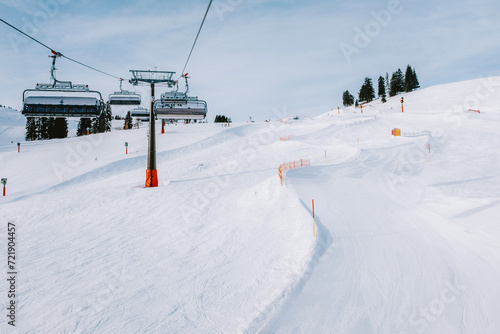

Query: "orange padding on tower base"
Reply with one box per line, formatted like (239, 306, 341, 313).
(145, 169, 158, 187)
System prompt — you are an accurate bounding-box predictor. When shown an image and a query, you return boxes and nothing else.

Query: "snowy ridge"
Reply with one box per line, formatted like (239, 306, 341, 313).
(1, 76, 500, 333)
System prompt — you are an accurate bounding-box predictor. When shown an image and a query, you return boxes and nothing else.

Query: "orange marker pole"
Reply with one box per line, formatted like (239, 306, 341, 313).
(325, 150, 327, 165)
(279, 166, 283, 186)
(428, 143, 431, 163)
(312, 199, 315, 237)
(357, 137, 359, 148)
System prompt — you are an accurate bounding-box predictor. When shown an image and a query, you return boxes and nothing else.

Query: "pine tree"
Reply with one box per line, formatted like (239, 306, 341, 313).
(389, 69, 405, 97)
(53, 118, 68, 138)
(358, 77, 375, 103)
(47, 117, 56, 139)
(39, 117, 50, 140)
(91, 102, 112, 134)
(389, 73, 397, 97)
(404, 65, 414, 92)
(378, 76, 386, 97)
(412, 68, 420, 90)
(103, 102, 112, 132)
(355, 99, 359, 108)
(385, 72, 390, 95)
(396, 68, 405, 93)
(123, 111, 133, 130)
(214, 115, 230, 123)
(381, 94, 387, 103)
(25, 117, 37, 141)
(342, 90, 354, 107)
(77, 118, 92, 136)
(91, 117, 99, 134)
(35, 118, 42, 140)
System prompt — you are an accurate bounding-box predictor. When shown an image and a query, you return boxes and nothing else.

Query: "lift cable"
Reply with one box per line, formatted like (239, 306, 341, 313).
(0, 18, 122, 80)
(179, 0, 213, 79)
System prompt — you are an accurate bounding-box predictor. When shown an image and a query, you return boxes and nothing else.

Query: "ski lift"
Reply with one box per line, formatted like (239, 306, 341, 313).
(108, 79, 141, 105)
(130, 107, 150, 121)
(154, 74, 207, 120)
(22, 53, 104, 117)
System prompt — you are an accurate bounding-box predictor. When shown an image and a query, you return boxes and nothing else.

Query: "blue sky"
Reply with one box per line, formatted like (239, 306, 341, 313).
(1, 0, 499, 121)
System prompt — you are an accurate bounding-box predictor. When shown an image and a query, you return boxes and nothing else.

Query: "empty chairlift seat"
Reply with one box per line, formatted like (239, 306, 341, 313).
(154, 91, 207, 120)
(108, 79, 141, 105)
(23, 95, 101, 117)
(130, 107, 150, 121)
(108, 90, 141, 105)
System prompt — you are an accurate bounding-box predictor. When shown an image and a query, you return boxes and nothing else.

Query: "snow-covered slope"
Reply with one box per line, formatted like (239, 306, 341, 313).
(1, 76, 500, 333)
(0, 107, 26, 146)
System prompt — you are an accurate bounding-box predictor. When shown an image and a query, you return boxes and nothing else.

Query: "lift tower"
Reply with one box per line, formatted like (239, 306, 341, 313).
(129, 70, 176, 187)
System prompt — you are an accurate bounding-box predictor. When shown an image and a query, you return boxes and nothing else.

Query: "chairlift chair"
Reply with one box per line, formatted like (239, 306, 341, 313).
(22, 53, 104, 117)
(130, 107, 150, 121)
(154, 74, 207, 120)
(108, 79, 141, 105)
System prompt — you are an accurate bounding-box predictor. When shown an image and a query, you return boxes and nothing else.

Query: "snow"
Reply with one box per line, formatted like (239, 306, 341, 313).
(1, 76, 500, 333)
(0, 107, 26, 146)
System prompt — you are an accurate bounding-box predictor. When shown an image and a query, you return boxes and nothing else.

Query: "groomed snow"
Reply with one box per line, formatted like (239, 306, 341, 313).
(1, 76, 500, 333)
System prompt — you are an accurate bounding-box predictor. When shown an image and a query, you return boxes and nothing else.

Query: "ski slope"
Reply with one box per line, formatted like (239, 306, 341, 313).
(1, 76, 500, 333)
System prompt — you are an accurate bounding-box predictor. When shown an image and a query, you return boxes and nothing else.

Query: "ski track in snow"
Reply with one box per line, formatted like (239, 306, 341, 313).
(1, 77, 500, 333)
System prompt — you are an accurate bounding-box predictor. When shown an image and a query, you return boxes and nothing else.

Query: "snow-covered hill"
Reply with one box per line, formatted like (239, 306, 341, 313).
(0, 107, 25, 145)
(1, 76, 500, 333)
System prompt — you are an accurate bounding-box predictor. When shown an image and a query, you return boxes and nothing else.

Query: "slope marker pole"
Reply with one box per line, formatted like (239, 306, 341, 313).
(1, 178, 7, 196)
(312, 199, 315, 237)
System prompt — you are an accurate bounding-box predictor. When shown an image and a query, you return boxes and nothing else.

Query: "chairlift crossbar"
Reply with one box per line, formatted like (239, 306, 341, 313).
(36, 83, 90, 91)
(129, 70, 176, 86)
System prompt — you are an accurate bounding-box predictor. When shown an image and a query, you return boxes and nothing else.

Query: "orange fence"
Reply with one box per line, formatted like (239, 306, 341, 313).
(280, 134, 296, 141)
(278, 159, 311, 185)
(468, 109, 480, 114)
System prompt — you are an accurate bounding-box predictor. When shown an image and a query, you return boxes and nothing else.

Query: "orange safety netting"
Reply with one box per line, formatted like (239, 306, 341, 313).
(278, 159, 311, 185)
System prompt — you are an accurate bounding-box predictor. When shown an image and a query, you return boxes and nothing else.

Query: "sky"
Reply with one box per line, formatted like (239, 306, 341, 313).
(1, 0, 500, 121)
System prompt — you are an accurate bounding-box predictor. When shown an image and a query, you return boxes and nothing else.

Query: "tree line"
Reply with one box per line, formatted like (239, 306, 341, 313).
(214, 115, 231, 123)
(25, 101, 113, 140)
(342, 65, 420, 107)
